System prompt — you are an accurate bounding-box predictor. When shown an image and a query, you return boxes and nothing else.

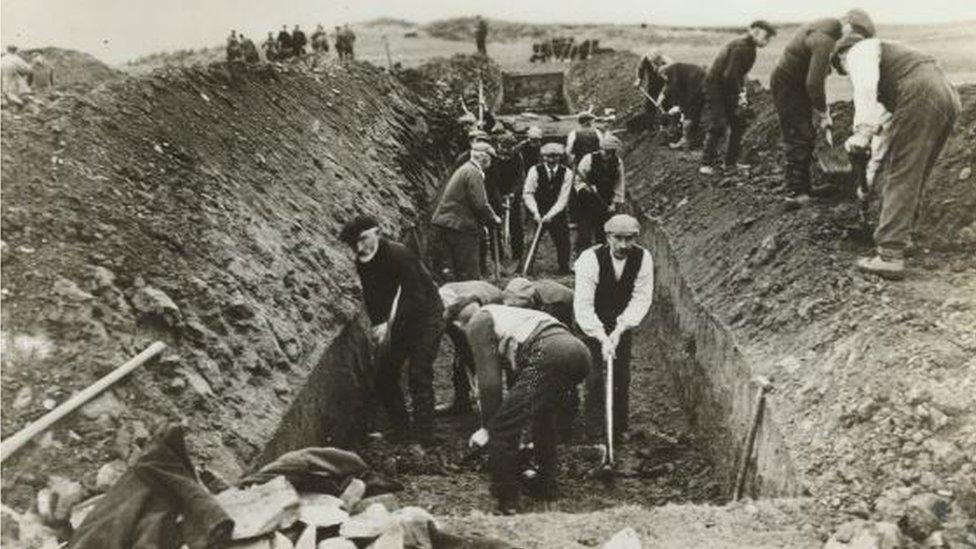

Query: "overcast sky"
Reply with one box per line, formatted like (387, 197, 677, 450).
(2, 0, 974, 63)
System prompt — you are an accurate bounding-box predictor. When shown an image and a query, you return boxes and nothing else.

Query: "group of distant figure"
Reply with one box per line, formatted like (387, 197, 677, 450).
(1, 45, 55, 109)
(225, 24, 357, 64)
(530, 37, 601, 63)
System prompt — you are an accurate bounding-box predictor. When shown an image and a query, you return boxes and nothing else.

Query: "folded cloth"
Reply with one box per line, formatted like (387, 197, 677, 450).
(69, 424, 232, 549)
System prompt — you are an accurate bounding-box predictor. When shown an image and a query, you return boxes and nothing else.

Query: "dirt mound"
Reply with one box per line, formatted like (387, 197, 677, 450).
(22, 47, 119, 87)
(613, 78, 976, 539)
(566, 51, 644, 119)
(0, 59, 457, 508)
(423, 18, 552, 42)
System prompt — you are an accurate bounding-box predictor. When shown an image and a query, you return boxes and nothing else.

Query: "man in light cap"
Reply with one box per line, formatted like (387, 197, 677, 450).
(574, 134, 626, 253)
(831, 29, 960, 279)
(432, 141, 502, 281)
(573, 213, 654, 440)
(523, 142, 574, 274)
(339, 215, 445, 443)
(771, 10, 875, 205)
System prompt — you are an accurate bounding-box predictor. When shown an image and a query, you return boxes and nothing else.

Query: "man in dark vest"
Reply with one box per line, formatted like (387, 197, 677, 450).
(263, 32, 279, 61)
(574, 135, 626, 254)
(573, 214, 654, 440)
(700, 20, 776, 175)
(523, 142, 574, 274)
(240, 34, 260, 64)
(475, 16, 489, 55)
(226, 30, 242, 62)
(566, 112, 604, 226)
(292, 25, 308, 57)
(771, 10, 875, 205)
(658, 61, 708, 149)
(339, 216, 445, 444)
(431, 141, 502, 281)
(277, 25, 293, 59)
(832, 33, 961, 280)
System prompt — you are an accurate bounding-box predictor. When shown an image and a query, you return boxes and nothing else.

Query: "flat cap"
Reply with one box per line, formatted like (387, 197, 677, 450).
(843, 9, 876, 38)
(339, 214, 379, 245)
(541, 142, 565, 155)
(604, 214, 640, 235)
(468, 128, 489, 141)
(749, 20, 777, 37)
(527, 126, 543, 139)
(471, 141, 497, 156)
(501, 277, 538, 307)
(601, 134, 622, 150)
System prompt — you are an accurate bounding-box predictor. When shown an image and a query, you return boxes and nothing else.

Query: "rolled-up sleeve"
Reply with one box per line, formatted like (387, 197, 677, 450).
(549, 167, 574, 214)
(847, 38, 886, 133)
(522, 166, 540, 216)
(573, 154, 592, 191)
(613, 158, 626, 204)
(616, 250, 654, 330)
(573, 250, 605, 338)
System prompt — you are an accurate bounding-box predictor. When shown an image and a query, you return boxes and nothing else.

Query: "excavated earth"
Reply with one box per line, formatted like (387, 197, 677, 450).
(2, 47, 975, 548)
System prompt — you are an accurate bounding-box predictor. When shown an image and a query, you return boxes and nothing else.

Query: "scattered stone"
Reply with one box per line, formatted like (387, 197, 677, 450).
(88, 266, 117, 292)
(69, 495, 104, 529)
(392, 506, 435, 549)
(340, 478, 366, 510)
(602, 526, 641, 548)
(131, 285, 182, 326)
(178, 367, 214, 397)
(293, 525, 316, 549)
(54, 276, 95, 301)
(95, 459, 128, 491)
(899, 494, 949, 542)
(959, 167, 971, 180)
(1, 504, 59, 548)
(923, 439, 965, 471)
(339, 503, 396, 539)
(298, 493, 348, 528)
(38, 476, 84, 524)
(12, 386, 33, 410)
(825, 521, 901, 549)
(79, 390, 125, 420)
(352, 494, 401, 515)
(366, 525, 405, 549)
(317, 538, 357, 549)
(923, 530, 946, 548)
(273, 532, 295, 549)
(216, 476, 300, 540)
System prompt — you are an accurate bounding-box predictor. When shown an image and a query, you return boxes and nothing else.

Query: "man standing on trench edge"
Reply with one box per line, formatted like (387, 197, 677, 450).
(831, 31, 961, 280)
(449, 298, 590, 514)
(700, 20, 776, 175)
(431, 141, 502, 281)
(340, 216, 445, 444)
(771, 10, 875, 205)
(573, 214, 654, 442)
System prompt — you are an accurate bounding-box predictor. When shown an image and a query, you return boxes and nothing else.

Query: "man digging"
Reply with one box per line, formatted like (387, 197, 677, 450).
(573, 214, 654, 443)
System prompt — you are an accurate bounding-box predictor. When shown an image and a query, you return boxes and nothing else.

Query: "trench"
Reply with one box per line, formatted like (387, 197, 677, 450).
(252, 212, 802, 514)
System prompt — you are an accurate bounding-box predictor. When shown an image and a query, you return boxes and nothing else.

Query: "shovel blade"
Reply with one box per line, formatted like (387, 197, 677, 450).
(816, 146, 852, 175)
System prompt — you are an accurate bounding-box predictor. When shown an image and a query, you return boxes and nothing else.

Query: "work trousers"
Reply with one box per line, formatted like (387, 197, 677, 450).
(770, 68, 815, 194)
(681, 92, 706, 148)
(873, 64, 960, 259)
(476, 37, 487, 55)
(432, 226, 481, 281)
(507, 197, 525, 261)
(584, 331, 634, 437)
(702, 82, 745, 167)
(488, 328, 589, 505)
(374, 314, 445, 437)
(575, 192, 610, 253)
(530, 213, 571, 272)
(445, 324, 474, 409)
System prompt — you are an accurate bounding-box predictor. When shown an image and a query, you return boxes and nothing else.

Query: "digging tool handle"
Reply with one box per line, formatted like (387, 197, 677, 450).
(522, 222, 544, 277)
(502, 196, 512, 260)
(638, 88, 663, 112)
(733, 378, 771, 500)
(605, 355, 614, 465)
(1, 341, 167, 463)
(492, 227, 501, 281)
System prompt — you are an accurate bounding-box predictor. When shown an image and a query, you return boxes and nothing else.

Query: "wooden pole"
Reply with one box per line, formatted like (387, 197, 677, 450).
(1, 341, 167, 463)
(521, 223, 544, 277)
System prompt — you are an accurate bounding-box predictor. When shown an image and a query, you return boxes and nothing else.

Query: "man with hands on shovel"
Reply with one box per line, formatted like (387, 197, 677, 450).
(448, 298, 590, 515)
(523, 142, 574, 275)
(573, 214, 654, 442)
(340, 215, 445, 444)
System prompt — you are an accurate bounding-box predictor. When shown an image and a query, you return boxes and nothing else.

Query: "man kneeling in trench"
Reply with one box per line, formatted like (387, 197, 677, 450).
(448, 298, 590, 514)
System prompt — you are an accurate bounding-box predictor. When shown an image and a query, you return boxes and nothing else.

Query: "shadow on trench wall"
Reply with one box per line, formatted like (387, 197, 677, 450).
(641, 216, 803, 499)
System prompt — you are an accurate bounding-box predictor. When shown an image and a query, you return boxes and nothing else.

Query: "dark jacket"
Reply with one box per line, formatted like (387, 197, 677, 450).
(637, 57, 667, 98)
(594, 245, 645, 332)
(432, 161, 495, 235)
(660, 62, 707, 111)
(773, 18, 842, 111)
(292, 30, 308, 50)
(277, 30, 293, 51)
(356, 238, 443, 348)
(706, 34, 758, 95)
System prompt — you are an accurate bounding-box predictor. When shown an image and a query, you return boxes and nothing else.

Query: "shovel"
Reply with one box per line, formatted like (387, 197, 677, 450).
(521, 222, 544, 277)
(815, 126, 852, 175)
(491, 227, 501, 282)
(594, 356, 615, 482)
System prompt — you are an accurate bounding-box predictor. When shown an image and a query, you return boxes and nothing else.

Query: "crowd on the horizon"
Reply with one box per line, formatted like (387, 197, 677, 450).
(225, 24, 357, 64)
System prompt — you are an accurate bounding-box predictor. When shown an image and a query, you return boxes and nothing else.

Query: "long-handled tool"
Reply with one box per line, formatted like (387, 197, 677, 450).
(638, 88, 663, 113)
(815, 126, 852, 175)
(596, 356, 615, 481)
(848, 147, 874, 240)
(732, 376, 771, 500)
(1, 341, 167, 463)
(521, 222, 544, 276)
(491, 227, 501, 281)
(502, 196, 512, 261)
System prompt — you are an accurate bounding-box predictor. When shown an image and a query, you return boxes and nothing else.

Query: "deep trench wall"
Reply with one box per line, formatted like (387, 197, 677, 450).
(642, 217, 802, 498)
(0, 60, 453, 503)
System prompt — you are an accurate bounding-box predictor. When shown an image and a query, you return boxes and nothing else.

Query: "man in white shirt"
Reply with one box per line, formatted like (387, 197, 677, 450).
(573, 214, 654, 440)
(523, 142, 574, 274)
(832, 33, 961, 279)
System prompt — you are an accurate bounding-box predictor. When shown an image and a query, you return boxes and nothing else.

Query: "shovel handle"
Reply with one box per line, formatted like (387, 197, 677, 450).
(605, 355, 614, 465)
(522, 223, 544, 277)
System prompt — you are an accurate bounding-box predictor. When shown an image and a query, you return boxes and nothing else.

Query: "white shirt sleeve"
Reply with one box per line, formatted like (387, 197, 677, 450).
(613, 157, 626, 204)
(847, 38, 886, 133)
(616, 250, 654, 331)
(548, 166, 574, 215)
(522, 166, 539, 216)
(573, 250, 605, 339)
(565, 130, 577, 161)
(574, 153, 592, 191)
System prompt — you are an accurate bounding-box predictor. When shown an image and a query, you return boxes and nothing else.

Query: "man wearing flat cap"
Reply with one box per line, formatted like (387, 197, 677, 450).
(523, 142, 574, 274)
(432, 141, 502, 281)
(771, 10, 875, 205)
(832, 29, 961, 279)
(339, 216, 445, 443)
(700, 20, 776, 175)
(573, 214, 654, 440)
(574, 134, 627, 253)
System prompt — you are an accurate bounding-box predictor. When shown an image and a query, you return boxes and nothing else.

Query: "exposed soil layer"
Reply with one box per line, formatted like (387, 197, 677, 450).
(21, 47, 120, 88)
